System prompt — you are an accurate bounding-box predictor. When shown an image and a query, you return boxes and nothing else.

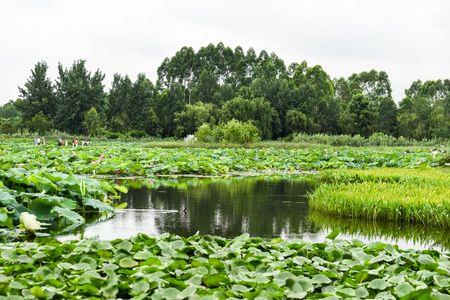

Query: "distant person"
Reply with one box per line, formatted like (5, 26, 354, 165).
(34, 137, 38, 146)
(72, 138, 79, 147)
(36, 137, 41, 145)
(42, 137, 46, 145)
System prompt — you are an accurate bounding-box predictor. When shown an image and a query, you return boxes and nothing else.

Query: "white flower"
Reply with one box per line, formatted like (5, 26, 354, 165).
(184, 134, 197, 142)
(19, 212, 42, 231)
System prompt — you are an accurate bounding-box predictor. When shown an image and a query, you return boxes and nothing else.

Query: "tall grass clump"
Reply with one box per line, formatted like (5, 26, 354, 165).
(291, 132, 449, 147)
(310, 168, 450, 227)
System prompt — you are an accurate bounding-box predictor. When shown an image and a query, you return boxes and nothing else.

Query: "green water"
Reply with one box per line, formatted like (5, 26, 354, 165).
(62, 176, 449, 249)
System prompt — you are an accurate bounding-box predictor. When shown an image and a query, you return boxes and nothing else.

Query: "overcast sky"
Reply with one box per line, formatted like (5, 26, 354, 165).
(1, 0, 449, 105)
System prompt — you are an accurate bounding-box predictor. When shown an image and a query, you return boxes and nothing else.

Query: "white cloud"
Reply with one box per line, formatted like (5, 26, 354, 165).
(0, 0, 449, 104)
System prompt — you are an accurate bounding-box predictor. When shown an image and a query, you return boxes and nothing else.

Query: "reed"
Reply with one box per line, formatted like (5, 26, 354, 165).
(310, 168, 450, 227)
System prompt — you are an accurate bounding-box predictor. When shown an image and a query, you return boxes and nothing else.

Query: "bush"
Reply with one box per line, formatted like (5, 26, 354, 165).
(195, 120, 260, 144)
(129, 130, 147, 139)
(195, 124, 215, 143)
(291, 132, 448, 147)
(222, 119, 260, 144)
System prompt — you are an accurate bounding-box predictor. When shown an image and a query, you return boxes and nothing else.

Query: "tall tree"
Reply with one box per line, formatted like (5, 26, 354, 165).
(83, 107, 102, 136)
(55, 60, 105, 133)
(152, 83, 185, 137)
(221, 96, 278, 139)
(128, 74, 155, 131)
(17, 61, 56, 121)
(291, 61, 337, 133)
(106, 74, 133, 128)
(174, 102, 215, 137)
(347, 70, 397, 135)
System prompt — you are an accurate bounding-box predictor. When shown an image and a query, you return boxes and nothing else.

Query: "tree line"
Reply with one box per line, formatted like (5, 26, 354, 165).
(1, 42, 449, 140)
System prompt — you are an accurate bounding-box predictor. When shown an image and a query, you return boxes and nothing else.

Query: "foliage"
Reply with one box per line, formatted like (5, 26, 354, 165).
(221, 119, 260, 144)
(83, 107, 101, 137)
(0, 141, 446, 176)
(28, 112, 53, 134)
(16, 61, 56, 122)
(0, 117, 22, 135)
(174, 102, 215, 138)
(0, 168, 124, 233)
(310, 168, 450, 227)
(54, 60, 105, 133)
(220, 97, 277, 139)
(398, 79, 450, 140)
(195, 124, 221, 143)
(195, 120, 260, 144)
(291, 132, 448, 147)
(2, 43, 447, 140)
(1, 233, 450, 299)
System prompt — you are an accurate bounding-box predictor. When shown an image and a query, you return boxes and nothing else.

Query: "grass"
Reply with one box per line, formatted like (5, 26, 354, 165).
(310, 168, 450, 227)
(308, 212, 450, 249)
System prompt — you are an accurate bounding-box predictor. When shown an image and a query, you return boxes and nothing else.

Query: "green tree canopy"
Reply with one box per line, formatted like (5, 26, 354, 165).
(55, 60, 105, 133)
(174, 102, 215, 138)
(17, 62, 56, 121)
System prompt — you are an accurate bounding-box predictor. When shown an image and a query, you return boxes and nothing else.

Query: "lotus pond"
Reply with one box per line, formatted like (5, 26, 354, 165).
(60, 176, 450, 250)
(1, 141, 450, 299)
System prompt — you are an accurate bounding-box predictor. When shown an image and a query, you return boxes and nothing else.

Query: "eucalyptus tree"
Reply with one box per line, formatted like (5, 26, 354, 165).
(17, 61, 56, 122)
(55, 60, 105, 133)
(347, 70, 397, 135)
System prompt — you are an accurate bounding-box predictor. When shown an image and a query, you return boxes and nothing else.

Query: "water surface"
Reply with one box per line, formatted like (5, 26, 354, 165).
(60, 177, 448, 250)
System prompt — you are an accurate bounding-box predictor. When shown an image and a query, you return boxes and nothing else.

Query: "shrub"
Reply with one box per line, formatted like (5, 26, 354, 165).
(222, 119, 260, 144)
(291, 132, 448, 147)
(129, 130, 147, 139)
(195, 120, 260, 144)
(195, 124, 216, 143)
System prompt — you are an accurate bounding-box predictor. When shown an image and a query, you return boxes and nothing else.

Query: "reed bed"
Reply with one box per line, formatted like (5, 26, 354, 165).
(310, 168, 450, 227)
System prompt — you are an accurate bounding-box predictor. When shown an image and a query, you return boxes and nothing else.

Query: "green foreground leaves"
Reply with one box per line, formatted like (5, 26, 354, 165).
(0, 168, 125, 237)
(1, 234, 450, 299)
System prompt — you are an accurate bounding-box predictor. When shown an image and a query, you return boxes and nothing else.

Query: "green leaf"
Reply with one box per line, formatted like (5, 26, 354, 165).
(115, 202, 127, 209)
(30, 196, 77, 220)
(117, 240, 133, 252)
(130, 281, 150, 296)
(114, 185, 128, 194)
(202, 274, 228, 288)
(82, 197, 114, 213)
(394, 283, 414, 297)
(326, 229, 341, 240)
(368, 279, 390, 290)
(158, 287, 180, 299)
(400, 288, 432, 300)
(30, 286, 46, 299)
(312, 274, 331, 284)
(133, 251, 152, 260)
(0, 208, 13, 228)
(119, 257, 138, 268)
(51, 206, 84, 224)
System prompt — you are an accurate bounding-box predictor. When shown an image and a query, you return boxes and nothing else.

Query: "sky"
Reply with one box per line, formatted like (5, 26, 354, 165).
(0, 0, 449, 105)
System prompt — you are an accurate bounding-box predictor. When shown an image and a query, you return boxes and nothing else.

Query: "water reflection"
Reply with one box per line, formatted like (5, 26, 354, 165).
(59, 176, 449, 250)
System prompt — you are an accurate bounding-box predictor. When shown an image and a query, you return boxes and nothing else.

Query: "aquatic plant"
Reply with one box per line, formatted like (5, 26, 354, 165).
(1, 233, 449, 299)
(310, 168, 450, 227)
(0, 142, 446, 176)
(0, 168, 126, 234)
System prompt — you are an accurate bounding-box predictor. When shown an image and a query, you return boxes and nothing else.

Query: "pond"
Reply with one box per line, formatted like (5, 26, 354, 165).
(60, 176, 449, 250)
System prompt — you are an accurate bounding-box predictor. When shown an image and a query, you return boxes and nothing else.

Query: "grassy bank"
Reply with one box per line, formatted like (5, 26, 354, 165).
(1, 233, 449, 299)
(310, 168, 450, 227)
